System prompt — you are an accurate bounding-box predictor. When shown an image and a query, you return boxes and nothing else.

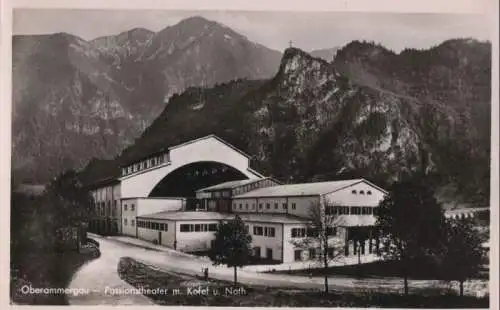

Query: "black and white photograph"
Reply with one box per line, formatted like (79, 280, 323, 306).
(6, 0, 498, 308)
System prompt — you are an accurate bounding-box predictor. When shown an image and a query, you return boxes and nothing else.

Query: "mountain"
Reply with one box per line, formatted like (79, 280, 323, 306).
(310, 47, 340, 62)
(105, 40, 491, 206)
(333, 39, 491, 204)
(12, 16, 282, 184)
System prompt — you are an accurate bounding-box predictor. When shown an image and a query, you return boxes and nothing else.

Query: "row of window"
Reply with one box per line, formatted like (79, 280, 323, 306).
(94, 200, 118, 217)
(123, 204, 135, 212)
(180, 223, 218, 232)
(122, 153, 170, 176)
(325, 206, 379, 215)
(252, 226, 276, 237)
(233, 202, 297, 211)
(291, 227, 337, 238)
(123, 218, 135, 226)
(136, 220, 168, 231)
(351, 189, 372, 195)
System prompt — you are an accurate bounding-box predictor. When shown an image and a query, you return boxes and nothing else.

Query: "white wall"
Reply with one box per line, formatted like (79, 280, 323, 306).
(323, 181, 386, 207)
(121, 198, 139, 237)
(231, 196, 320, 217)
(246, 222, 283, 261)
(175, 220, 221, 252)
(286, 196, 321, 218)
(136, 219, 175, 247)
(282, 223, 347, 263)
(120, 136, 259, 198)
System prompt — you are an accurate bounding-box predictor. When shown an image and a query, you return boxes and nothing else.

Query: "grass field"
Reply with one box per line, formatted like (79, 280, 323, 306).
(118, 257, 489, 308)
(271, 260, 489, 280)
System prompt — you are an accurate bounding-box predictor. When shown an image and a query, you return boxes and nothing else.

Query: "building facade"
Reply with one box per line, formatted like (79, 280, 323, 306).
(88, 180, 121, 235)
(85, 135, 391, 263)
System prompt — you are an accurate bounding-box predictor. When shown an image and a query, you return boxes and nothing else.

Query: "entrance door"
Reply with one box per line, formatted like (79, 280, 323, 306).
(266, 248, 273, 260)
(294, 250, 302, 261)
(158, 231, 162, 245)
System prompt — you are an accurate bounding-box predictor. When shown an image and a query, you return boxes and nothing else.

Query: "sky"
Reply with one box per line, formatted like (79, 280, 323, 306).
(12, 9, 491, 52)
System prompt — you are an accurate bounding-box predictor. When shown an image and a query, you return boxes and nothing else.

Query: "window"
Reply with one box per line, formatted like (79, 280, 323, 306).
(131, 204, 135, 211)
(253, 226, 263, 236)
(122, 168, 126, 176)
(254, 246, 261, 257)
(124, 204, 128, 211)
(327, 227, 337, 236)
(259, 203, 263, 209)
(252, 204, 256, 209)
(327, 248, 335, 258)
(307, 228, 318, 237)
(266, 203, 270, 209)
(124, 218, 128, 225)
(131, 219, 135, 226)
(158, 156, 163, 164)
(342, 207, 349, 214)
(294, 250, 302, 261)
(292, 203, 296, 210)
(195, 224, 201, 232)
(283, 203, 288, 209)
(180, 224, 191, 232)
(362, 207, 372, 215)
(233, 203, 236, 209)
(274, 203, 278, 209)
(359, 190, 365, 195)
(245, 204, 249, 210)
(309, 248, 316, 259)
(159, 223, 164, 231)
(367, 190, 372, 195)
(352, 190, 357, 194)
(239, 204, 243, 210)
(291, 228, 306, 238)
(264, 227, 275, 237)
(208, 224, 217, 231)
(350, 207, 361, 215)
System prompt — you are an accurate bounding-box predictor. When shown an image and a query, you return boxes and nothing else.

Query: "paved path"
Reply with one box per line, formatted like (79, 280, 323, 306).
(67, 235, 154, 305)
(68, 234, 488, 304)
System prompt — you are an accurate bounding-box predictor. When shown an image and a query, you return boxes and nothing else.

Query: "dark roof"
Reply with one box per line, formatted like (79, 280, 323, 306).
(138, 211, 228, 221)
(196, 178, 278, 192)
(138, 210, 309, 224)
(121, 135, 251, 168)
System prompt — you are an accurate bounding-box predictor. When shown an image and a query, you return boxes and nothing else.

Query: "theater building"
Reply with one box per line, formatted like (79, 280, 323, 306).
(84, 135, 388, 263)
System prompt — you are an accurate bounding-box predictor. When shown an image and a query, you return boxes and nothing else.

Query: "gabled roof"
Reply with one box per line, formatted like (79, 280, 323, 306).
(168, 135, 251, 159)
(196, 177, 281, 192)
(121, 135, 251, 168)
(234, 179, 385, 198)
(138, 211, 228, 221)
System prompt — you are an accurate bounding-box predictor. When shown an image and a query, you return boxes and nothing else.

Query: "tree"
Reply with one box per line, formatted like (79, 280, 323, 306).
(210, 215, 252, 284)
(440, 217, 486, 297)
(291, 201, 343, 293)
(376, 178, 447, 296)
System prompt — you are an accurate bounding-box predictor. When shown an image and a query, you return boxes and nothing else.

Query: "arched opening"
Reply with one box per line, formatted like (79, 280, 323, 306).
(148, 161, 249, 198)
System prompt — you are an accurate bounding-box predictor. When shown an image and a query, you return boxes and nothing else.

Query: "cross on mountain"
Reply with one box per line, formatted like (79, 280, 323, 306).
(289, 40, 293, 48)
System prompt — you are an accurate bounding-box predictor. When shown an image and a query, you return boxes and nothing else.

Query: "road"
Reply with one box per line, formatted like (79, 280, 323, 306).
(67, 234, 487, 304)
